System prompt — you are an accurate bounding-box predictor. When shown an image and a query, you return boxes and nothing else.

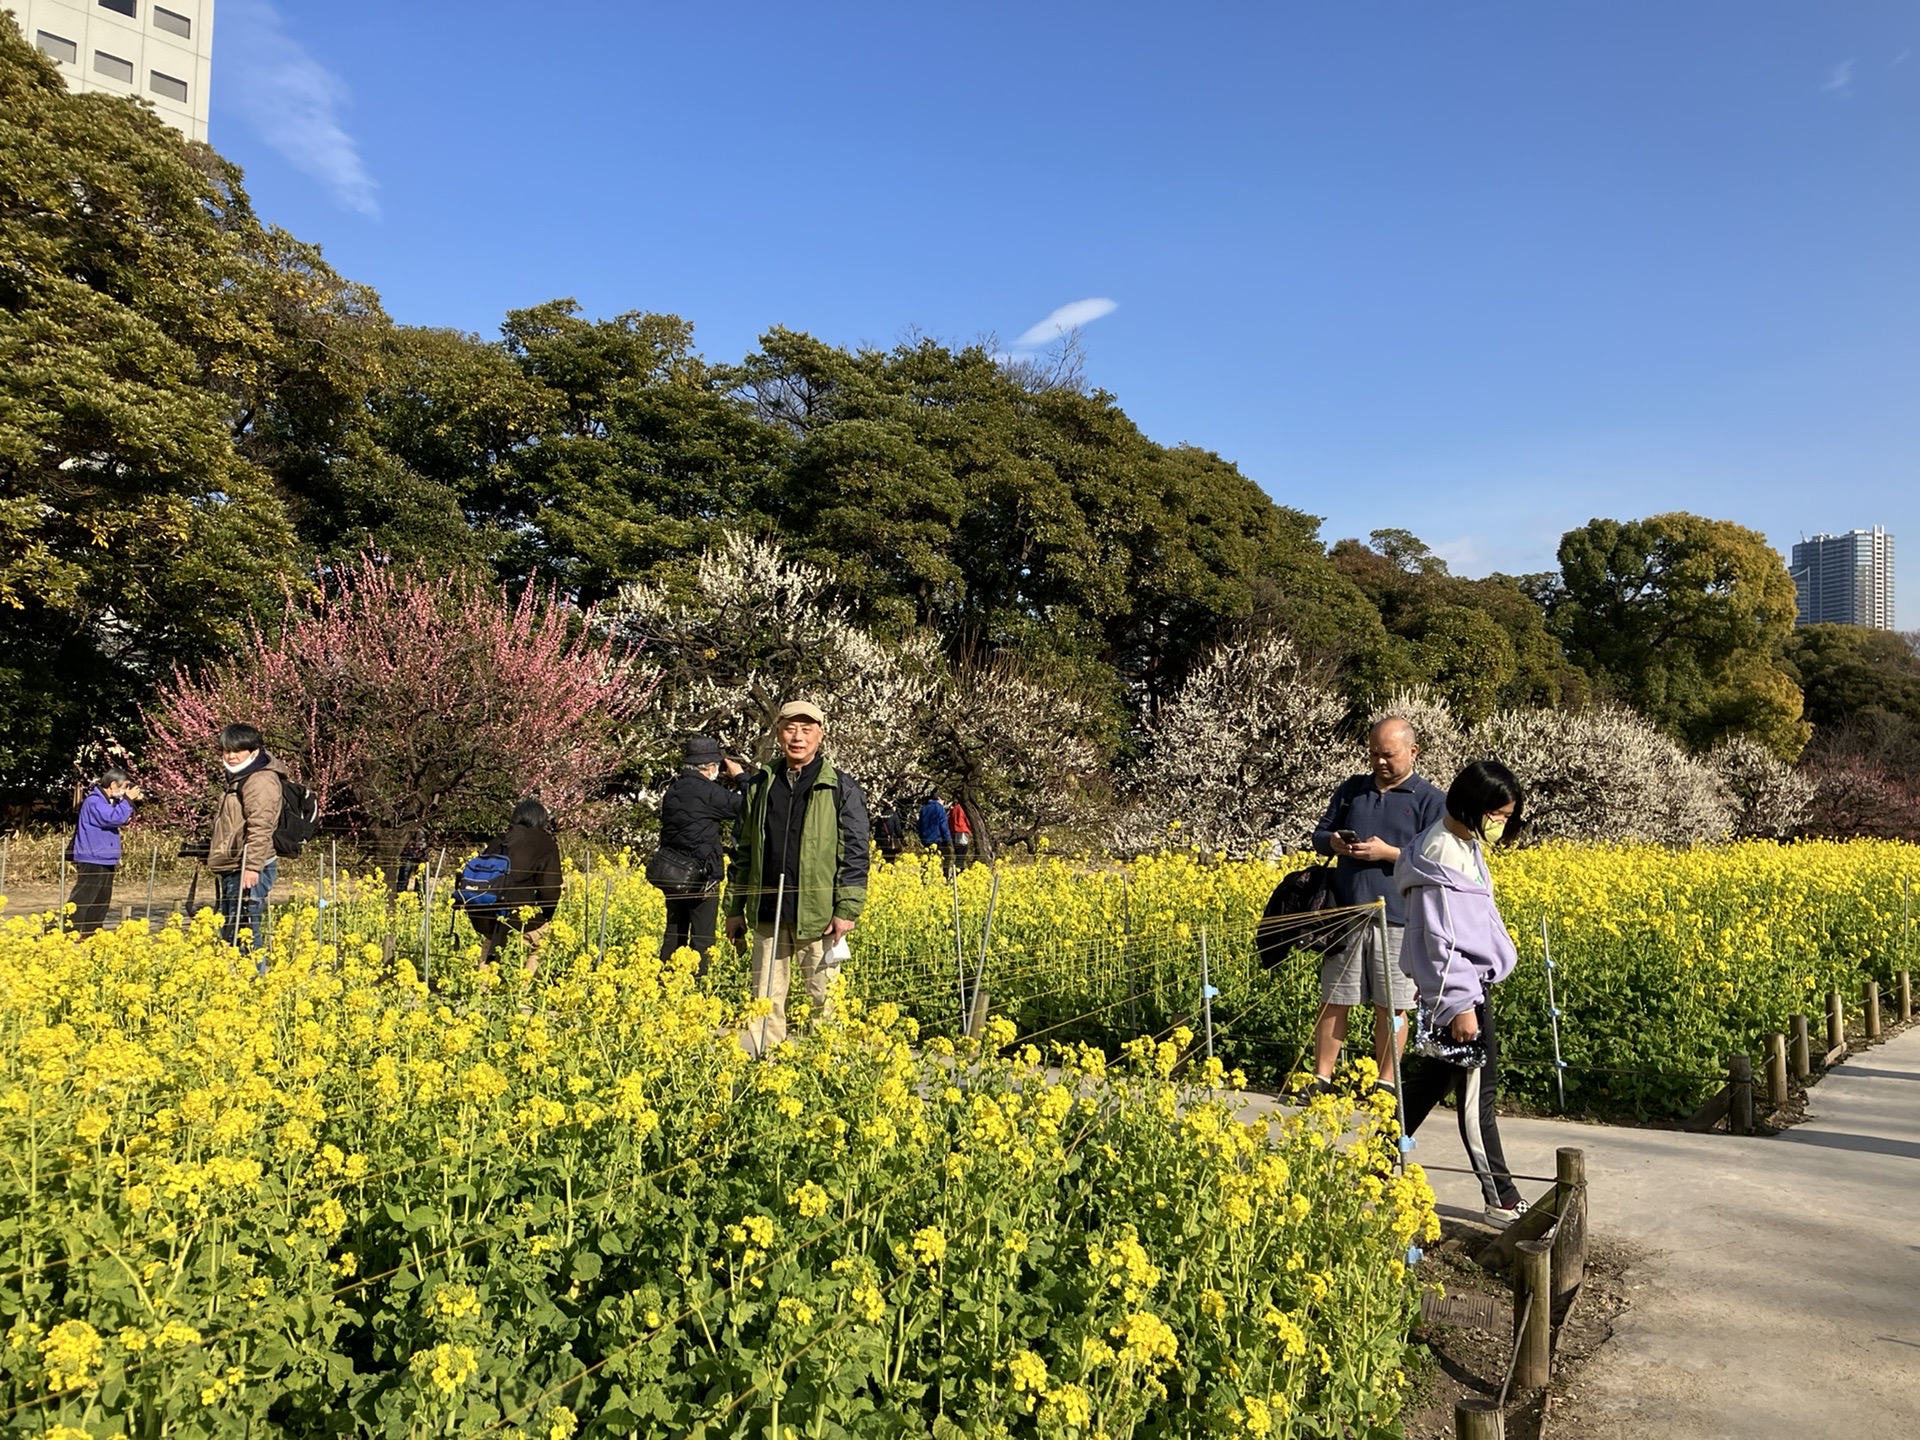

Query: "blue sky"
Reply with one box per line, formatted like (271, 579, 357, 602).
(214, 1, 1918, 625)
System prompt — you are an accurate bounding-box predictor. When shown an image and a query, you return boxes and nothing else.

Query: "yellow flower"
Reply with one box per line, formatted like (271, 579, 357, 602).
(1042, 1382, 1092, 1428)
(410, 1342, 478, 1396)
(911, 1225, 947, 1267)
(39, 1319, 104, 1391)
(547, 1406, 578, 1440)
(787, 1182, 829, 1219)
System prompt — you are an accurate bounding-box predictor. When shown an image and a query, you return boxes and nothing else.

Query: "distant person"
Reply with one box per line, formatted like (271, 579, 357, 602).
(69, 768, 141, 936)
(723, 699, 871, 1055)
(469, 798, 564, 973)
(949, 799, 973, 868)
(208, 724, 287, 951)
(874, 799, 907, 863)
(1305, 716, 1446, 1096)
(917, 793, 953, 874)
(654, 736, 748, 969)
(1396, 759, 1527, 1228)
(395, 828, 430, 894)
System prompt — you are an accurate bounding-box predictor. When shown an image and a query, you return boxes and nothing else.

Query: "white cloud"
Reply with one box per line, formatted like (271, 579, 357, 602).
(1014, 297, 1118, 347)
(1821, 58, 1857, 97)
(221, 0, 379, 216)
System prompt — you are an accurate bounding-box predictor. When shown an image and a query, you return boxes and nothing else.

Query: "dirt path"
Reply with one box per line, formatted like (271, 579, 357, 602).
(1403, 1026, 1920, 1440)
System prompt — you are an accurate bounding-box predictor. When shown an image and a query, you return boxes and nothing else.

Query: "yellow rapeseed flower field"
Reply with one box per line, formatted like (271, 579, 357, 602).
(0, 885, 1433, 1438)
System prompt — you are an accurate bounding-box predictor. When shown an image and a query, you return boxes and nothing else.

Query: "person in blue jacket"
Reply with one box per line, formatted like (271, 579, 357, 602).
(917, 793, 954, 875)
(70, 768, 141, 936)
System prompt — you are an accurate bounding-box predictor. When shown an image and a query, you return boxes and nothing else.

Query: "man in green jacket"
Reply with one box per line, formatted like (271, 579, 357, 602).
(724, 698, 871, 1054)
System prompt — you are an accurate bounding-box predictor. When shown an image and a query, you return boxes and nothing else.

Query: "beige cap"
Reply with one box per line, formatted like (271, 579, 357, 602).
(774, 698, 826, 726)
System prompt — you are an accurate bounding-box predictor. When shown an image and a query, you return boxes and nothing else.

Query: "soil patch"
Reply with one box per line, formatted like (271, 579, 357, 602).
(1400, 1221, 1634, 1440)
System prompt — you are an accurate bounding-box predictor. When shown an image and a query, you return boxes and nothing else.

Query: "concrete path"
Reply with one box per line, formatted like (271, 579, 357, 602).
(1405, 1026, 1920, 1440)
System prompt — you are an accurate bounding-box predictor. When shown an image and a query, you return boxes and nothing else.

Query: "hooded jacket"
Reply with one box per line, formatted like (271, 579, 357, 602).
(73, 788, 134, 867)
(209, 753, 288, 875)
(1394, 826, 1518, 1027)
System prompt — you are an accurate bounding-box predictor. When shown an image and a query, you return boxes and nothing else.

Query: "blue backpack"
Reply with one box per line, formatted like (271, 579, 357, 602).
(453, 844, 511, 913)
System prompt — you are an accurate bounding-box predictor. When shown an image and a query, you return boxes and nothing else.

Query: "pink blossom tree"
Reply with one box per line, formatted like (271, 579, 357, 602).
(143, 559, 644, 888)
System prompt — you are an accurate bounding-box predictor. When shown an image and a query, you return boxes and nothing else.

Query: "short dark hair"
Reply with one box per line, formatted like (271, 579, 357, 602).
(510, 797, 552, 831)
(218, 723, 263, 752)
(1446, 759, 1525, 844)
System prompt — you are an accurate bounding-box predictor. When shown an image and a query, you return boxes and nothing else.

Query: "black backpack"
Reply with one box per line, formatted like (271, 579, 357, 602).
(270, 774, 321, 857)
(1254, 863, 1343, 964)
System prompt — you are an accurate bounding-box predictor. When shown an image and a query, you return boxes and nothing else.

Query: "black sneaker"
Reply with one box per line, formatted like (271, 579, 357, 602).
(1287, 1075, 1336, 1101)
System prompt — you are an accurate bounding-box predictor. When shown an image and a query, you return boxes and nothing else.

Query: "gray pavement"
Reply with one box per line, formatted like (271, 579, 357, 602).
(1402, 1026, 1920, 1440)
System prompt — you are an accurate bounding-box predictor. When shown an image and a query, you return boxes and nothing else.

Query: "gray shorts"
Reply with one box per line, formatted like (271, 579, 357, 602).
(1319, 921, 1414, 1010)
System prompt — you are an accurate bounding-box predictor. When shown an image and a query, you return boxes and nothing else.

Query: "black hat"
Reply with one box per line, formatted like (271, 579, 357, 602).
(684, 736, 724, 766)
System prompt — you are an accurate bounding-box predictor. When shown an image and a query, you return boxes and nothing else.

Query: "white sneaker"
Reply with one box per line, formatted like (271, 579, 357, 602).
(1483, 1199, 1529, 1229)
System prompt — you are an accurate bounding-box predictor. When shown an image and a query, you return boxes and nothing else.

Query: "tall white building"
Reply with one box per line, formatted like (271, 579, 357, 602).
(1790, 527, 1896, 630)
(6, 0, 213, 142)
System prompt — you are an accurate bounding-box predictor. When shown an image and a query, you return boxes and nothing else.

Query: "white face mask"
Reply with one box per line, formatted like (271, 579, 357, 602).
(222, 757, 253, 775)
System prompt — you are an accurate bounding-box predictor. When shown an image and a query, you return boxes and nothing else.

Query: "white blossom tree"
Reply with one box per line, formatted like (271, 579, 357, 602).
(1114, 635, 1351, 856)
(611, 533, 936, 798)
(1710, 736, 1814, 839)
(1473, 704, 1732, 844)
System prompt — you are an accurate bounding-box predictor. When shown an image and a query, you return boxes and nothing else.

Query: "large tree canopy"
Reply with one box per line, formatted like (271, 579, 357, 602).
(1550, 513, 1807, 758)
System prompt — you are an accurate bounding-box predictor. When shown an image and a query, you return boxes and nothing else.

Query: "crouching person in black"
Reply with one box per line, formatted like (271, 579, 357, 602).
(655, 736, 747, 970)
(474, 798, 564, 974)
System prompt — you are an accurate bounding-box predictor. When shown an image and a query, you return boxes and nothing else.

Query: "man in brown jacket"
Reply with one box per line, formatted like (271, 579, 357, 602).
(209, 723, 286, 952)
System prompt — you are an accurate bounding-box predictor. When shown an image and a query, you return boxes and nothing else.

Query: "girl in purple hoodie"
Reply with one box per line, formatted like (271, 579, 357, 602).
(1393, 759, 1527, 1227)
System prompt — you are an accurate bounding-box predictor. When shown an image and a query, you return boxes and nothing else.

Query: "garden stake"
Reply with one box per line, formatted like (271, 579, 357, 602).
(1199, 927, 1215, 1066)
(0, 833, 8, 890)
(969, 868, 999, 1036)
(146, 844, 158, 921)
(1122, 875, 1138, 1036)
(596, 877, 612, 965)
(951, 877, 967, 1037)
(1542, 916, 1566, 1112)
(58, 850, 69, 932)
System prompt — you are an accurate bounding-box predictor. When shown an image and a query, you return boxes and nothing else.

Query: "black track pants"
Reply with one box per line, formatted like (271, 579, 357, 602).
(1401, 998, 1521, 1209)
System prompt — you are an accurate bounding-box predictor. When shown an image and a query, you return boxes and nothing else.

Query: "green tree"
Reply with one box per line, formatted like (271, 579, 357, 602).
(0, 21, 298, 794)
(491, 300, 781, 600)
(1783, 624, 1920, 734)
(1328, 531, 1584, 710)
(1411, 606, 1516, 725)
(1552, 513, 1807, 757)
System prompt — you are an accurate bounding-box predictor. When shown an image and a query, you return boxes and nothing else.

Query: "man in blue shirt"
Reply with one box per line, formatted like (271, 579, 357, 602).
(1306, 716, 1447, 1095)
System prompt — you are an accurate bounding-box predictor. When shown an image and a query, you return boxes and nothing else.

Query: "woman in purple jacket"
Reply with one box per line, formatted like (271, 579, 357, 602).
(70, 768, 141, 936)
(1394, 759, 1527, 1227)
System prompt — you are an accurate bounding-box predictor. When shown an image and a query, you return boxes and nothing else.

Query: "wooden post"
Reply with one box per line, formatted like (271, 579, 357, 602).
(1900, 970, 1913, 1025)
(1863, 980, 1881, 1040)
(1455, 1396, 1503, 1440)
(1514, 1239, 1551, 1391)
(1826, 991, 1845, 1055)
(1728, 1053, 1754, 1135)
(1789, 1014, 1811, 1081)
(1550, 1147, 1587, 1317)
(1765, 1033, 1789, 1110)
(968, 985, 990, 1041)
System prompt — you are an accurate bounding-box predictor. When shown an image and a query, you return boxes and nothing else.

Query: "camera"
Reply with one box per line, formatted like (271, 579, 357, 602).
(178, 839, 210, 861)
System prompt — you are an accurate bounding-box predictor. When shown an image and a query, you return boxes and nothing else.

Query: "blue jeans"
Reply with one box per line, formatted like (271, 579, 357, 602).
(217, 860, 278, 954)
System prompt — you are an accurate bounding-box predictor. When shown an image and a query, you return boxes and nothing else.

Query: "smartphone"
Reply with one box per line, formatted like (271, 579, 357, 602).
(1336, 830, 1359, 844)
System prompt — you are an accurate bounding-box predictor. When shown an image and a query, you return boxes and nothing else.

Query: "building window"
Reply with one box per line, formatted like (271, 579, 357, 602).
(153, 6, 192, 38)
(99, 0, 138, 16)
(149, 71, 189, 103)
(93, 51, 135, 83)
(36, 31, 79, 64)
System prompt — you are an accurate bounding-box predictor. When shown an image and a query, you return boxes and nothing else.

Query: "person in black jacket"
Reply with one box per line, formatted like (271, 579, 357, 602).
(474, 798, 565, 973)
(656, 736, 747, 967)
